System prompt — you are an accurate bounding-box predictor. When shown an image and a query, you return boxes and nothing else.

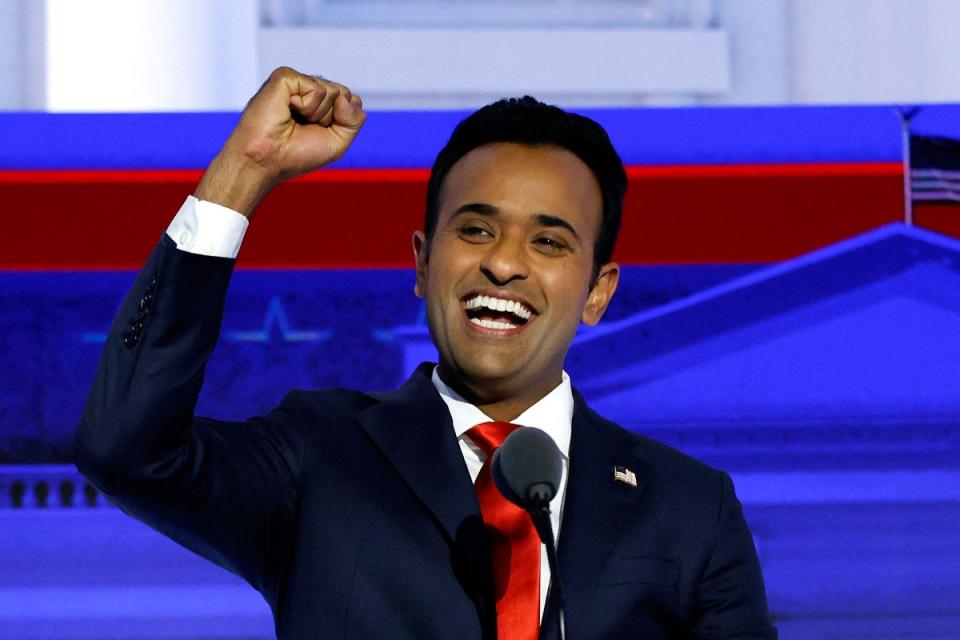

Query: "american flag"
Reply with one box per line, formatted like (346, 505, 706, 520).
(613, 465, 637, 487)
(910, 134, 960, 203)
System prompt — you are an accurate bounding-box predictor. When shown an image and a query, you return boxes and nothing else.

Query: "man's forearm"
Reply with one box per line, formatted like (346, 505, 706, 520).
(193, 148, 275, 218)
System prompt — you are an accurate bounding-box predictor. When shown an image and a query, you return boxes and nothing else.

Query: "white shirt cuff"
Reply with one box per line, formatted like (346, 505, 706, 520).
(165, 195, 249, 259)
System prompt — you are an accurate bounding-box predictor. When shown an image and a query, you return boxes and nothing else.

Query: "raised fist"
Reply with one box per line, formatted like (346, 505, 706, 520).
(196, 66, 366, 216)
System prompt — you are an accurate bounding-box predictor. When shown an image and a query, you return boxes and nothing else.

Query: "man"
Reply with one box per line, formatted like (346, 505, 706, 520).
(76, 67, 776, 639)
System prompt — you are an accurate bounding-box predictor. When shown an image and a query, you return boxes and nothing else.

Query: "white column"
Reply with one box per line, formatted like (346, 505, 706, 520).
(0, 0, 25, 109)
(710, 0, 791, 105)
(790, 0, 960, 104)
(25, 0, 260, 112)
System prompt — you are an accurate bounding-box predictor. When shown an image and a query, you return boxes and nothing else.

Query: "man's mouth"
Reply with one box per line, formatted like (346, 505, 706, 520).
(462, 294, 536, 331)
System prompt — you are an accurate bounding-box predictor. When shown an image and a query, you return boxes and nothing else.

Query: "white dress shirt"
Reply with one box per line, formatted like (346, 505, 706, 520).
(167, 196, 573, 621)
(166, 195, 249, 259)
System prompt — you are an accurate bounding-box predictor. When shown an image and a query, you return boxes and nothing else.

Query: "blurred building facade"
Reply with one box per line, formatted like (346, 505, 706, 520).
(2, 0, 960, 111)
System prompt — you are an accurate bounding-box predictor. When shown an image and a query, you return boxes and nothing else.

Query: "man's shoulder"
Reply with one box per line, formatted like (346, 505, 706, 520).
(257, 386, 400, 452)
(271, 367, 441, 422)
(272, 386, 382, 418)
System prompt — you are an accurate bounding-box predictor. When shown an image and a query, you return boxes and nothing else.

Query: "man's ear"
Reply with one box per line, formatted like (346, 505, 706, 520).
(581, 262, 619, 326)
(412, 231, 428, 299)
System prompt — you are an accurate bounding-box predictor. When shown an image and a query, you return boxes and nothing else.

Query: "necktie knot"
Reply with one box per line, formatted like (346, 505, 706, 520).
(467, 421, 520, 456)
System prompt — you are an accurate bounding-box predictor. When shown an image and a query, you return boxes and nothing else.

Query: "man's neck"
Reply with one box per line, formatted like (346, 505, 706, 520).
(435, 365, 563, 422)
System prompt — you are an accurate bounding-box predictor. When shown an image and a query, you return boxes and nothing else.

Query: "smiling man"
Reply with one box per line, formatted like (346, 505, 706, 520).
(76, 68, 776, 639)
(416, 139, 620, 422)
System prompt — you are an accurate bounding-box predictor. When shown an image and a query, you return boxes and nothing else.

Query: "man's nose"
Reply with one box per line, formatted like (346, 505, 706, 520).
(479, 235, 529, 285)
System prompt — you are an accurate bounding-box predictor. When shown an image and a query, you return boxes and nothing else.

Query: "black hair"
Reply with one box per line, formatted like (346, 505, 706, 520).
(424, 96, 627, 281)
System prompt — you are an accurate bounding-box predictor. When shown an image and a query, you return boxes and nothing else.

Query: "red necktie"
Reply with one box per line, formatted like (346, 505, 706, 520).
(468, 421, 540, 640)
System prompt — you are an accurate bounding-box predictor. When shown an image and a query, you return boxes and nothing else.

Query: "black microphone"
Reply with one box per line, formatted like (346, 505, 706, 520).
(491, 428, 568, 639)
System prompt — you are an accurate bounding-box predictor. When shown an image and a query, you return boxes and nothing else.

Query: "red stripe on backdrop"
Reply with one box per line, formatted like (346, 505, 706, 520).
(0, 163, 907, 270)
(625, 163, 904, 178)
(0, 168, 428, 184)
(620, 162, 906, 264)
(914, 202, 960, 239)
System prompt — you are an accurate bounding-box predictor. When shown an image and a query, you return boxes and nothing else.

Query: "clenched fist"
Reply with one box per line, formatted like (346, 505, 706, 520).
(195, 67, 366, 217)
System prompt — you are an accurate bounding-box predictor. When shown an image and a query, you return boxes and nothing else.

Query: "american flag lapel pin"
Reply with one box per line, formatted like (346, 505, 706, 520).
(613, 465, 637, 488)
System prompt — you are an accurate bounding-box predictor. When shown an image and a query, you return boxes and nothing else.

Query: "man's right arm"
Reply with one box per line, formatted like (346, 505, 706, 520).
(73, 67, 366, 594)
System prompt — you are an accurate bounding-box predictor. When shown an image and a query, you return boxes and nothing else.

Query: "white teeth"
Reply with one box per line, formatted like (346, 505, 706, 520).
(470, 318, 517, 330)
(464, 295, 533, 319)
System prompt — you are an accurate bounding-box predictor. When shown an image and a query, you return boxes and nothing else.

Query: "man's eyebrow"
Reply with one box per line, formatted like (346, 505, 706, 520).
(451, 202, 499, 218)
(535, 213, 581, 242)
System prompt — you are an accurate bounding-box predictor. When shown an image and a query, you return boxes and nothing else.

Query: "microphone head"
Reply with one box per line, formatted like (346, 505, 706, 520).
(491, 427, 562, 510)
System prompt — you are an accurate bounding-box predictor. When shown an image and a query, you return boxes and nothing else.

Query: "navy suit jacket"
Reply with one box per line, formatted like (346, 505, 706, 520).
(76, 235, 776, 639)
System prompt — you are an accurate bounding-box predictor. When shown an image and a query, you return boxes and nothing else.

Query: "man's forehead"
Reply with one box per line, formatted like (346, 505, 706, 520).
(438, 142, 601, 212)
(443, 141, 586, 177)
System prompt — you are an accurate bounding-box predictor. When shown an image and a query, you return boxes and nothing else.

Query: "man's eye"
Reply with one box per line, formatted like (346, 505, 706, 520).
(459, 226, 492, 239)
(534, 237, 568, 252)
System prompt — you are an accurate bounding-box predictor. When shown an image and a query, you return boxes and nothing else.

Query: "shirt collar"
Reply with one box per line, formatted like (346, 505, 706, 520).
(431, 367, 572, 459)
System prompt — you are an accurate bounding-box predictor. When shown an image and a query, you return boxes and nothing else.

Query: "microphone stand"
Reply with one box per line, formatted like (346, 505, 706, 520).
(529, 498, 567, 640)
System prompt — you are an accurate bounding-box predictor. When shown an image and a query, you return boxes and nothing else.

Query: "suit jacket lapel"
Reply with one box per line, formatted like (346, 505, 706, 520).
(552, 390, 646, 636)
(357, 364, 497, 630)
(357, 363, 482, 543)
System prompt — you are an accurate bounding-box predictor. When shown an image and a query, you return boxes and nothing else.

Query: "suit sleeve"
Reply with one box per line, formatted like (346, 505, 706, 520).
(74, 234, 305, 600)
(691, 472, 778, 639)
